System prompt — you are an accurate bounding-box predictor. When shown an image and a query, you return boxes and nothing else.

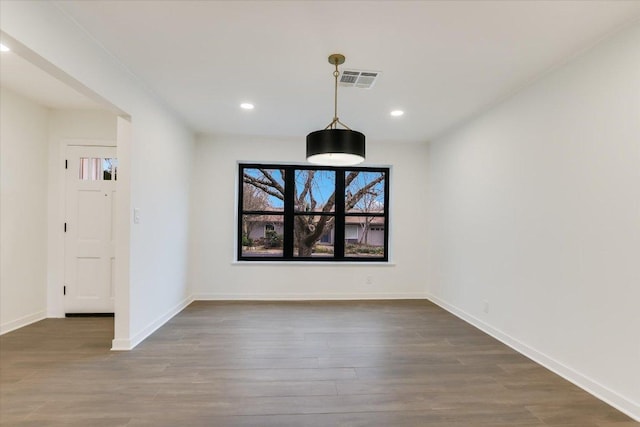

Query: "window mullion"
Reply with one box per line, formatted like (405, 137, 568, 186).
(283, 167, 295, 258)
(334, 169, 345, 258)
(383, 169, 390, 260)
(237, 165, 245, 261)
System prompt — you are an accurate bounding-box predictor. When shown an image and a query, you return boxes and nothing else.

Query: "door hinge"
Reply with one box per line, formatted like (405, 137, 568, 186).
(63, 286, 66, 295)
(65, 159, 68, 169)
(64, 222, 67, 232)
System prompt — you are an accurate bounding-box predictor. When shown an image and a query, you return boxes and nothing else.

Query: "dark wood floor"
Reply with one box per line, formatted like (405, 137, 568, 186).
(1, 300, 637, 427)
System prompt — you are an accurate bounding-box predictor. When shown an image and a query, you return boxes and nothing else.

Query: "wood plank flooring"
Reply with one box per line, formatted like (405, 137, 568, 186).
(1, 300, 637, 426)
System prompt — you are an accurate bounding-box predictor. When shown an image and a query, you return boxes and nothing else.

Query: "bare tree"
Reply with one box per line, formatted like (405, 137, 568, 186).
(242, 182, 270, 242)
(244, 169, 384, 256)
(348, 174, 383, 245)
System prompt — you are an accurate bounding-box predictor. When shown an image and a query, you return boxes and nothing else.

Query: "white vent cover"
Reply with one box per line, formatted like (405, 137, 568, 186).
(339, 70, 381, 89)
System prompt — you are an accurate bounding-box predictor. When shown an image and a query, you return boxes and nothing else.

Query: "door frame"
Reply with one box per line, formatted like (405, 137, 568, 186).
(63, 144, 118, 314)
(48, 138, 117, 319)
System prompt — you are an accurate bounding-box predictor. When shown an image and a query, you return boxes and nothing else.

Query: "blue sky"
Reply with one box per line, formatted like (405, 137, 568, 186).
(245, 168, 384, 212)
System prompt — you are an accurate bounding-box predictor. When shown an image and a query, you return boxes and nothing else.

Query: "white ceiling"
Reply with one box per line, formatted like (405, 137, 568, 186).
(0, 45, 105, 110)
(10, 1, 640, 142)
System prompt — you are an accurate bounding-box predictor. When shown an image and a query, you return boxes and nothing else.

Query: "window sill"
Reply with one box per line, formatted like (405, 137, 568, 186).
(231, 261, 396, 266)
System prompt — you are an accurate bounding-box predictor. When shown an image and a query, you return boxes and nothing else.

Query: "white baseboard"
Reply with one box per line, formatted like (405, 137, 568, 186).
(0, 310, 46, 335)
(111, 295, 194, 351)
(426, 293, 640, 422)
(193, 292, 427, 301)
(110, 338, 132, 351)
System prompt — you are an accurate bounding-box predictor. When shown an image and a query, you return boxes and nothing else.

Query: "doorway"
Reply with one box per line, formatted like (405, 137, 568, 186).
(64, 145, 117, 314)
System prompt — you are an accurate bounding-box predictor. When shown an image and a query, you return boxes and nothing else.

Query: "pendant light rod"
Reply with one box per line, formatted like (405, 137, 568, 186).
(333, 58, 339, 125)
(324, 54, 351, 131)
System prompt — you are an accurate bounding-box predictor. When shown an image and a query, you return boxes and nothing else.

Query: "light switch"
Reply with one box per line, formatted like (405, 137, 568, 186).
(133, 208, 141, 224)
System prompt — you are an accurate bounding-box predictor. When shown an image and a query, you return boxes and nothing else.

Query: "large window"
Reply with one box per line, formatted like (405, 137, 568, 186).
(238, 164, 389, 261)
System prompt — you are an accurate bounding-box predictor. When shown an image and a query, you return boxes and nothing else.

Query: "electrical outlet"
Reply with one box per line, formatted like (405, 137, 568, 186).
(365, 275, 373, 285)
(133, 208, 141, 224)
(483, 300, 489, 314)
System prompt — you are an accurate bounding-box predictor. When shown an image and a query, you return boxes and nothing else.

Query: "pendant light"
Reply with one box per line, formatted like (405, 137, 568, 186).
(306, 54, 365, 166)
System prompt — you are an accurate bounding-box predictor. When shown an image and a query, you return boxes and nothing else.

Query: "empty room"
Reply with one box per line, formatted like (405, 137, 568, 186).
(1, 1, 639, 426)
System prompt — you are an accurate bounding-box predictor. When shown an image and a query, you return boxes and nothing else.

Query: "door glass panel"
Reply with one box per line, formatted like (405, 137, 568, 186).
(79, 158, 91, 180)
(79, 157, 118, 180)
(91, 158, 101, 180)
(103, 158, 118, 180)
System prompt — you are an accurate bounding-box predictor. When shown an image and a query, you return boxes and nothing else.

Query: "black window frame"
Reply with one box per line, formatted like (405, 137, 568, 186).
(238, 163, 390, 262)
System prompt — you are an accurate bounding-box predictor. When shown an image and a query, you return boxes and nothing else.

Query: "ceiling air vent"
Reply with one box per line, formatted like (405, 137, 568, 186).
(339, 70, 381, 89)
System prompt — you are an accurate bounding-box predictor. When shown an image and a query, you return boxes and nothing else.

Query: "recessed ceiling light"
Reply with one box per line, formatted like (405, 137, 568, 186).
(240, 103, 255, 110)
(0, 44, 10, 52)
(390, 110, 404, 117)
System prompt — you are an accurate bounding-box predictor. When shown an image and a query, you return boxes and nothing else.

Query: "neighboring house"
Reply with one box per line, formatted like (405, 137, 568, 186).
(344, 216, 385, 246)
(244, 215, 284, 242)
(245, 214, 384, 246)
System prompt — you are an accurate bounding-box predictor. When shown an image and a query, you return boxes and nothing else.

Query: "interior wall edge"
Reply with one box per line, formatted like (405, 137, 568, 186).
(111, 294, 194, 351)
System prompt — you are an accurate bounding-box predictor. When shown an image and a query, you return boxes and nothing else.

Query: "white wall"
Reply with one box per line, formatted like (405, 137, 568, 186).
(189, 135, 428, 299)
(127, 108, 193, 347)
(1, 2, 195, 349)
(427, 23, 640, 419)
(0, 88, 49, 333)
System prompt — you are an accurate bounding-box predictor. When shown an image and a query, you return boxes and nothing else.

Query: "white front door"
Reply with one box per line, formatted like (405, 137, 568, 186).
(65, 146, 117, 313)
